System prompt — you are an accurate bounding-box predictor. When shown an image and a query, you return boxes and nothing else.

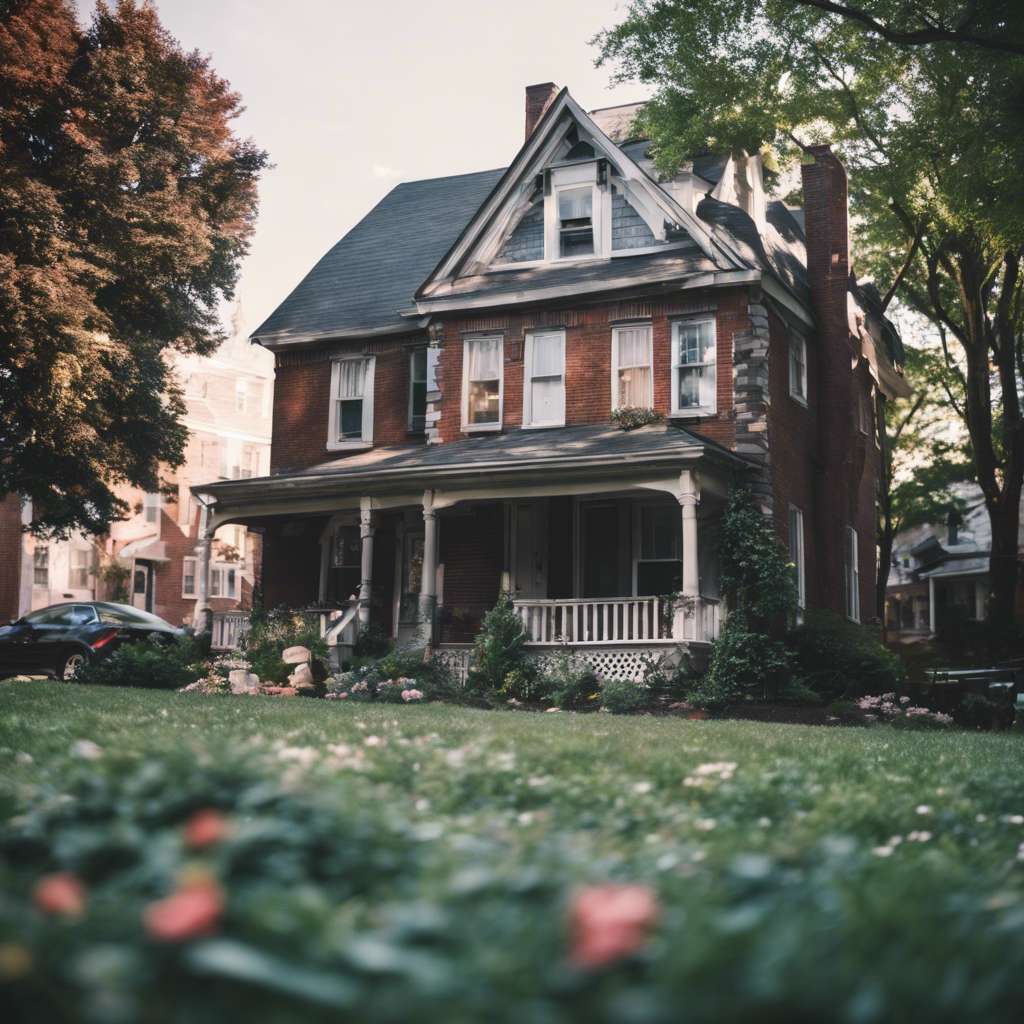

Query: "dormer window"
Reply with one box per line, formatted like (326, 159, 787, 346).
(558, 188, 594, 257)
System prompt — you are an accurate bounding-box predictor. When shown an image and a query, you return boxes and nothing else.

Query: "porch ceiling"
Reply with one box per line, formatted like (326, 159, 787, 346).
(193, 422, 754, 513)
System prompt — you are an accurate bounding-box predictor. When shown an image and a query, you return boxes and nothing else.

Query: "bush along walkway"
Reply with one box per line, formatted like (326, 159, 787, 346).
(1, 682, 1024, 1022)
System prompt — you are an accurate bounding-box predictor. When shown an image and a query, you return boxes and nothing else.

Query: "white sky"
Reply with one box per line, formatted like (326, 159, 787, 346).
(102, 1, 652, 336)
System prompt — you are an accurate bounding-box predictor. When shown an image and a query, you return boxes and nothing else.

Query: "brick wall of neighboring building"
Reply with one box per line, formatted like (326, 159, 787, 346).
(0, 494, 24, 623)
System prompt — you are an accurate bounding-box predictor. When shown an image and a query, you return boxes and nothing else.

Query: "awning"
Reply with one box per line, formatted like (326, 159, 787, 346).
(117, 537, 171, 565)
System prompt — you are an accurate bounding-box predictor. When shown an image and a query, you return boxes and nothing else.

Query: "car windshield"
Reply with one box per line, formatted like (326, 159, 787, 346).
(23, 605, 98, 626)
(93, 603, 174, 630)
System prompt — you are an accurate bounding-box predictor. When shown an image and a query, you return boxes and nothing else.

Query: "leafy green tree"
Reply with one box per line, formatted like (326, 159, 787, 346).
(596, 0, 1024, 624)
(0, 0, 268, 536)
(877, 334, 974, 619)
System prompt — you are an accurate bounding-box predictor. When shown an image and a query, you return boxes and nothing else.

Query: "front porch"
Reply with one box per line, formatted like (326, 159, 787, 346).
(195, 423, 746, 664)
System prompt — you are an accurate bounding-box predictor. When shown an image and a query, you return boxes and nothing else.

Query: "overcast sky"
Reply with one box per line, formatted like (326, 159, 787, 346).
(105, 1, 652, 337)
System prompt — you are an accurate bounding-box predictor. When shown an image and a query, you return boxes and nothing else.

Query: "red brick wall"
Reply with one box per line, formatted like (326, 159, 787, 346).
(439, 502, 504, 641)
(0, 494, 24, 622)
(802, 146, 880, 622)
(270, 337, 424, 473)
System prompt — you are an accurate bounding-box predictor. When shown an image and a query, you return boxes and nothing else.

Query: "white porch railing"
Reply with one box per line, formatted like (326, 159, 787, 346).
(210, 611, 249, 651)
(513, 595, 720, 645)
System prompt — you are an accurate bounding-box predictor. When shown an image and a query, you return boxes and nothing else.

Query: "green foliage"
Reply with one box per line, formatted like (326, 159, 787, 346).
(600, 677, 649, 714)
(468, 593, 530, 693)
(788, 611, 905, 698)
(330, 643, 459, 702)
(717, 490, 798, 624)
(353, 622, 392, 660)
(498, 663, 548, 701)
(776, 677, 825, 706)
(610, 406, 662, 430)
(75, 633, 207, 690)
(690, 613, 791, 711)
(545, 652, 601, 709)
(0, 0, 269, 537)
(238, 608, 329, 682)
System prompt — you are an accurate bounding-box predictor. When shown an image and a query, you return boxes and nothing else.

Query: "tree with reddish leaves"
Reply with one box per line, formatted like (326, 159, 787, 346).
(0, 0, 268, 536)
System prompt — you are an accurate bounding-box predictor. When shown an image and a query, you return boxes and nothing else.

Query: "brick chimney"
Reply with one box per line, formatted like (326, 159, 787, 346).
(525, 82, 559, 141)
(801, 145, 859, 617)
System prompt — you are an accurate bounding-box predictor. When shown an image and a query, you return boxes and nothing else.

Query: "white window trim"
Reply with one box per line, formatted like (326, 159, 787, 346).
(610, 323, 654, 412)
(209, 561, 239, 600)
(327, 355, 375, 451)
(845, 525, 860, 623)
(408, 347, 428, 433)
(461, 335, 504, 433)
(543, 163, 612, 263)
(789, 332, 808, 406)
(182, 556, 197, 599)
(671, 317, 718, 417)
(789, 505, 805, 618)
(522, 330, 566, 428)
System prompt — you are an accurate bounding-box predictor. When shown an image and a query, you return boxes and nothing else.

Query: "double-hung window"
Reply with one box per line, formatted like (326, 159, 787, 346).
(789, 333, 807, 403)
(611, 325, 653, 409)
(845, 525, 860, 622)
(33, 546, 49, 586)
(210, 563, 238, 600)
(635, 504, 682, 595)
(523, 331, 565, 426)
(463, 336, 503, 430)
(672, 319, 716, 415)
(182, 557, 197, 598)
(408, 348, 428, 433)
(144, 492, 161, 524)
(71, 548, 94, 589)
(328, 356, 375, 449)
(557, 187, 594, 258)
(788, 506, 805, 619)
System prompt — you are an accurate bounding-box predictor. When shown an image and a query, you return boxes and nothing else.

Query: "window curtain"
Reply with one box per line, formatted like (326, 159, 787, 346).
(467, 337, 502, 382)
(616, 327, 652, 407)
(337, 359, 366, 398)
(530, 333, 564, 423)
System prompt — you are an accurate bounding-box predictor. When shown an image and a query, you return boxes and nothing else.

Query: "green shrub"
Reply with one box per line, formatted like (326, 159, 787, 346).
(787, 610, 904, 698)
(330, 643, 459, 701)
(238, 607, 329, 681)
(600, 677, 649, 714)
(75, 633, 207, 690)
(498, 663, 548, 701)
(689, 613, 790, 711)
(545, 652, 600, 709)
(353, 621, 392, 659)
(610, 406, 662, 430)
(467, 593, 529, 693)
(828, 700, 859, 721)
(777, 677, 824, 706)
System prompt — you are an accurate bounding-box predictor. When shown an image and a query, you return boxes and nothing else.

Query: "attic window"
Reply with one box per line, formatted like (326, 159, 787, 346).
(558, 187, 594, 257)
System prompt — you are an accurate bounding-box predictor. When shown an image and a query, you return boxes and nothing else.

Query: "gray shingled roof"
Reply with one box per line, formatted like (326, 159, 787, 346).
(196, 422, 753, 506)
(252, 168, 506, 344)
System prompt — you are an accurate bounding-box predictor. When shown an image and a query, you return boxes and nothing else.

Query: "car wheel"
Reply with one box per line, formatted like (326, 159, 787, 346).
(57, 648, 89, 681)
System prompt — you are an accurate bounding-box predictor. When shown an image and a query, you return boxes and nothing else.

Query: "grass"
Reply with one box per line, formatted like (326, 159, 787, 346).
(2, 680, 1024, 1022)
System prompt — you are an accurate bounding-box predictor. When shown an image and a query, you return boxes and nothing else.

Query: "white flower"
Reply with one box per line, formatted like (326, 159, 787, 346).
(277, 746, 319, 765)
(415, 798, 430, 812)
(517, 812, 535, 825)
(363, 735, 384, 747)
(907, 831, 932, 842)
(916, 805, 932, 815)
(873, 846, 894, 857)
(15, 751, 32, 765)
(72, 739, 103, 760)
(694, 818, 717, 832)
(757, 817, 772, 828)
(634, 781, 653, 795)
(976, 814, 987, 823)
(1001, 814, 1024, 825)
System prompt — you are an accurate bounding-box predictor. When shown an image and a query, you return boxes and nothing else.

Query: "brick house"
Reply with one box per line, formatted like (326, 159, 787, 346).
(195, 84, 908, 674)
(0, 306, 272, 634)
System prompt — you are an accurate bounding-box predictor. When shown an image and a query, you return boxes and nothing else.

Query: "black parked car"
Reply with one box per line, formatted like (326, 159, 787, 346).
(0, 602, 182, 680)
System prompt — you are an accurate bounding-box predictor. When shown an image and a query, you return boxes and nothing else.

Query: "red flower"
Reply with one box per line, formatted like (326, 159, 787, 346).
(184, 809, 230, 849)
(144, 880, 224, 941)
(33, 873, 87, 916)
(567, 884, 660, 969)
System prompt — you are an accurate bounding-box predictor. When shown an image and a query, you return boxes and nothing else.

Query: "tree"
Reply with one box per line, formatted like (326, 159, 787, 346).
(596, 0, 1024, 624)
(876, 334, 974, 624)
(0, 0, 268, 537)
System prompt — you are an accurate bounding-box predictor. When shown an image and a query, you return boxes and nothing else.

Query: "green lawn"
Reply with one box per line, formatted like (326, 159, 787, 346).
(2, 681, 1024, 1022)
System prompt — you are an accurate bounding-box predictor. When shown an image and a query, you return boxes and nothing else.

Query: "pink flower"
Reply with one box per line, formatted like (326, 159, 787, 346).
(33, 873, 87, 916)
(144, 880, 224, 941)
(401, 689, 424, 702)
(567, 884, 660, 969)
(184, 809, 230, 850)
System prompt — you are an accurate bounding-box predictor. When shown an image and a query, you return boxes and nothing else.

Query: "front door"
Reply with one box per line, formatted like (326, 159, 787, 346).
(131, 562, 153, 612)
(580, 503, 621, 598)
(512, 502, 546, 599)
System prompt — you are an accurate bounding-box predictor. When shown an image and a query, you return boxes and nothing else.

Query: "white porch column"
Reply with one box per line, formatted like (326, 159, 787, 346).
(928, 576, 936, 634)
(193, 498, 214, 636)
(418, 489, 439, 644)
(679, 470, 700, 598)
(358, 500, 376, 631)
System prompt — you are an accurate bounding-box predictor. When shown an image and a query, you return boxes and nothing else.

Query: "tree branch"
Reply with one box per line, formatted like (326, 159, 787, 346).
(787, 0, 1024, 55)
(881, 228, 923, 311)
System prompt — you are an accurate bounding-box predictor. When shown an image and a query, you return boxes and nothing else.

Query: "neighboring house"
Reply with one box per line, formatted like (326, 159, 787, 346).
(193, 83, 908, 676)
(0, 306, 273, 633)
(885, 486, 1024, 637)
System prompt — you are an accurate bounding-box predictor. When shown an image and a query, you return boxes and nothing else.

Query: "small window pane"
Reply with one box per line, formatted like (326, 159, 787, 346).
(33, 546, 49, 586)
(641, 506, 681, 561)
(677, 321, 715, 364)
(558, 188, 592, 220)
(677, 365, 716, 410)
(337, 360, 366, 399)
(468, 381, 500, 423)
(339, 399, 363, 438)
